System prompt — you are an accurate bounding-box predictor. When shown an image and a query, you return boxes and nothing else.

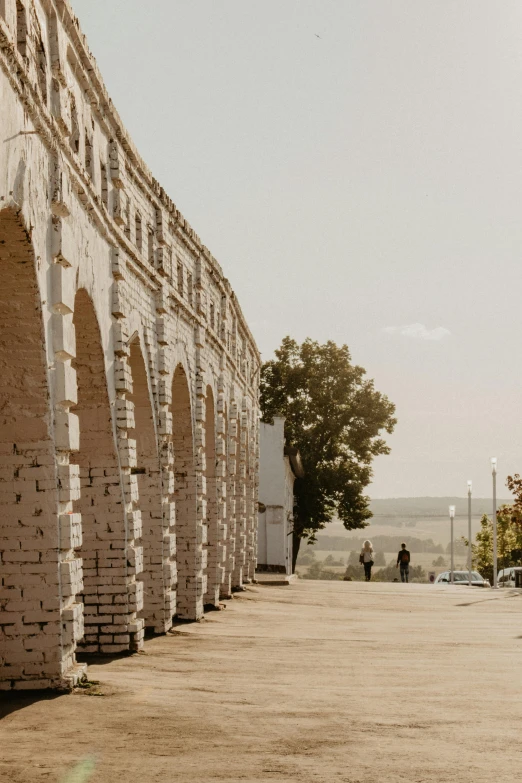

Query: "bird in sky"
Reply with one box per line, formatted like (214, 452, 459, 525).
(314, 33, 322, 39)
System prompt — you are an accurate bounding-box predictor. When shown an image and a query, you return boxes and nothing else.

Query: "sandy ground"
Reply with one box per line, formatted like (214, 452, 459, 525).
(1, 581, 522, 783)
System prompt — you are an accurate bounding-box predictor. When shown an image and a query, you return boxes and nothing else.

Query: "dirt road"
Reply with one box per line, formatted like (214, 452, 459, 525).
(1, 581, 521, 783)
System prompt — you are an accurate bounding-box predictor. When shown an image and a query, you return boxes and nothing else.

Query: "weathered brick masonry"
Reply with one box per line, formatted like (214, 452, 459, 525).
(0, 0, 260, 690)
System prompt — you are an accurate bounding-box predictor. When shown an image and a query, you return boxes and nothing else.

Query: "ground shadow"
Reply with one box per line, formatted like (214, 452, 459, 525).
(457, 590, 522, 607)
(75, 651, 135, 667)
(0, 691, 63, 720)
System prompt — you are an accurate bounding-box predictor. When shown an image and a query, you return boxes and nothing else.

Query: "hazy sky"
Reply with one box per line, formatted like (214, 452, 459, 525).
(70, 0, 522, 500)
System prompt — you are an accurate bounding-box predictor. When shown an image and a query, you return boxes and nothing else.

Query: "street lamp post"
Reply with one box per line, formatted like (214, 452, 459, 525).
(491, 457, 498, 588)
(467, 481, 472, 586)
(449, 505, 455, 583)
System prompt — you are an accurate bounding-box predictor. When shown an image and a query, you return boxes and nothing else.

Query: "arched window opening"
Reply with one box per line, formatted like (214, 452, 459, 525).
(100, 160, 108, 208)
(36, 34, 48, 105)
(16, 1, 27, 58)
(176, 260, 184, 297)
(69, 98, 80, 155)
(135, 213, 142, 252)
(84, 129, 93, 179)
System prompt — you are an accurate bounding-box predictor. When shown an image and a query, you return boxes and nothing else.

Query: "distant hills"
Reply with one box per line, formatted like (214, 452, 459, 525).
(319, 496, 514, 547)
(368, 497, 511, 520)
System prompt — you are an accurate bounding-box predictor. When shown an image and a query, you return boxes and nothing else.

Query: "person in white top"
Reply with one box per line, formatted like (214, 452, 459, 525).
(360, 540, 374, 581)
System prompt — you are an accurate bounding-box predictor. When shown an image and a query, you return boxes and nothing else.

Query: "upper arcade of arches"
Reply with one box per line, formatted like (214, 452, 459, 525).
(0, 0, 259, 388)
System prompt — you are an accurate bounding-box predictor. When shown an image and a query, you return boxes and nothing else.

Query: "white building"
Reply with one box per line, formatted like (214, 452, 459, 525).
(257, 417, 304, 575)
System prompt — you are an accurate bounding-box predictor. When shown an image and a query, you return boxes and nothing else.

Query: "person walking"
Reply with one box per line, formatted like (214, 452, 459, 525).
(396, 543, 411, 583)
(360, 540, 374, 581)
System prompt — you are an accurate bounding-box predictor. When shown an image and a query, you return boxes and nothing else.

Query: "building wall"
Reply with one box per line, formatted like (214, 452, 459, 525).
(257, 418, 294, 575)
(0, 0, 259, 690)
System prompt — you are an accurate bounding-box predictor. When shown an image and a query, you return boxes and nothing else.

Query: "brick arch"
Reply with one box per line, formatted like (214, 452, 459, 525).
(232, 412, 245, 589)
(127, 337, 163, 629)
(0, 207, 62, 688)
(247, 409, 259, 581)
(219, 401, 232, 600)
(203, 385, 219, 607)
(243, 421, 255, 582)
(169, 343, 192, 390)
(227, 401, 241, 590)
(72, 288, 127, 653)
(171, 363, 197, 619)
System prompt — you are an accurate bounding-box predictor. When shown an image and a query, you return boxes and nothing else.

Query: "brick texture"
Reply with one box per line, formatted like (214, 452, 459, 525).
(0, 0, 259, 689)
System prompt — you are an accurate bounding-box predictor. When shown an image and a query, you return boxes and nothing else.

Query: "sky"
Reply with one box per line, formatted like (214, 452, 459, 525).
(69, 0, 522, 500)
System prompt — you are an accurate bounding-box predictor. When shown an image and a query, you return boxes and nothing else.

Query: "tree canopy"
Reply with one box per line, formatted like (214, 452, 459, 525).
(260, 337, 396, 565)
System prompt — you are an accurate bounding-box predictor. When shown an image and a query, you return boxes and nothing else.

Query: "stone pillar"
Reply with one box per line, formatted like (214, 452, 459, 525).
(155, 299, 177, 633)
(217, 378, 231, 599)
(51, 215, 85, 684)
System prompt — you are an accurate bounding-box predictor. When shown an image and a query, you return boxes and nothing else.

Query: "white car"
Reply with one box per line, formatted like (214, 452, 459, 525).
(497, 567, 522, 587)
(435, 570, 490, 587)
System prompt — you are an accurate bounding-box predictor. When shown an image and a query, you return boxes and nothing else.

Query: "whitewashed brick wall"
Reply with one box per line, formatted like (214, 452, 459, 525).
(0, 0, 259, 690)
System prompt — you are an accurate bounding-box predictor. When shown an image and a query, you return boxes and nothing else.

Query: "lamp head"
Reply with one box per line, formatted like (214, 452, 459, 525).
(467, 480, 472, 494)
(449, 505, 456, 519)
(491, 457, 497, 474)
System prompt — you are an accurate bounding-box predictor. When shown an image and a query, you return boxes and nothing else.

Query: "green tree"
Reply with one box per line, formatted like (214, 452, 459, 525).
(261, 337, 396, 568)
(348, 550, 361, 567)
(296, 548, 316, 566)
(468, 513, 493, 582)
(445, 540, 467, 556)
(432, 555, 447, 568)
(462, 507, 522, 583)
(301, 561, 341, 581)
(497, 505, 522, 571)
(301, 561, 323, 580)
(343, 564, 364, 581)
(374, 550, 386, 566)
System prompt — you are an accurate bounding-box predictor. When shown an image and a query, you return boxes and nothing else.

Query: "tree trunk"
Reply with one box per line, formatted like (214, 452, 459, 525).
(292, 529, 301, 573)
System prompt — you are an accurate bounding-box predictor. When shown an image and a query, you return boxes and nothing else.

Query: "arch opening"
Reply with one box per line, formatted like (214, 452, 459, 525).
(226, 410, 240, 591)
(0, 208, 61, 687)
(232, 418, 246, 589)
(72, 289, 126, 653)
(171, 364, 197, 620)
(203, 386, 219, 608)
(243, 424, 255, 582)
(127, 338, 162, 630)
(219, 402, 231, 600)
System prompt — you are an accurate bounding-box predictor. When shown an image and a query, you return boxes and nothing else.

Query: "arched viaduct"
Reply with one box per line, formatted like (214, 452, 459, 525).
(0, 0, 260, 690)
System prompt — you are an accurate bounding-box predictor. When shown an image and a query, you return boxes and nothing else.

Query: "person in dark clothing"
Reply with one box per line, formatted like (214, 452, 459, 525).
(396, 543, 411, 583)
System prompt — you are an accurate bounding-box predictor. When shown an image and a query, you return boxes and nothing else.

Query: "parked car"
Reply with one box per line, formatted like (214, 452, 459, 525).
(497, 567, 522, 587)
(434, 571, 490, 587)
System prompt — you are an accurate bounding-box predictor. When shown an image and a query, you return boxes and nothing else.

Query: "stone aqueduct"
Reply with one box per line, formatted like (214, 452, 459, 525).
(0, 0, 260, 689)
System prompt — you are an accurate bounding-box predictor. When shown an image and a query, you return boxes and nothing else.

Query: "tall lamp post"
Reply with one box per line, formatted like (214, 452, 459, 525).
(491, 457, 498, 588)
(467, 481, 472, 586)
(449, 505, 455, 583)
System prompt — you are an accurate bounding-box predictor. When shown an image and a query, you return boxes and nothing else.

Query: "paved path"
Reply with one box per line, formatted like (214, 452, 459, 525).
(1, 581, 521, 783)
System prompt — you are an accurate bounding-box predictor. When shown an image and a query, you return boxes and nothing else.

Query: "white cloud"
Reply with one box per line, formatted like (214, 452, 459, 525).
(383, 323, 451, 341)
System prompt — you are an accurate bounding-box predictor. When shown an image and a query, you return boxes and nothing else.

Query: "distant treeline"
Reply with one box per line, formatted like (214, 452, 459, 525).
(314, 535, 444, 554)
(369, 497, 511, 517)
